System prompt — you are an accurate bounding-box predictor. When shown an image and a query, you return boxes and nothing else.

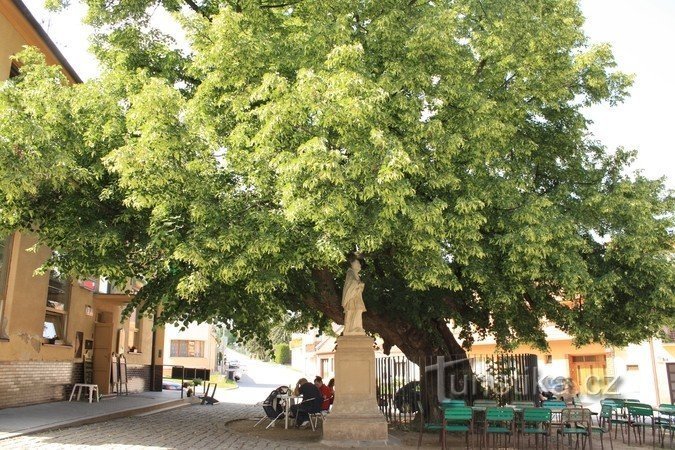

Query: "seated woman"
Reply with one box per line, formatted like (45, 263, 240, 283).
(290, 378, 323, 427)
(314, 376, 333, 411)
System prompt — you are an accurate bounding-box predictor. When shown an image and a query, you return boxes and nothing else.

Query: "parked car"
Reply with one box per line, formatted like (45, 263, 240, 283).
(393, 381, 421, 413)
(162, 380, 182, 391)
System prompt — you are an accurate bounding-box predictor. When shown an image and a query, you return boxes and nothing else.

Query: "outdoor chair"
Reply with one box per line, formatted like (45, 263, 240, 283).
(254, 386, 287, 429)
(416, 400, 444, 449)
(442, 406, 473, 450)
(544, 400, 567, 428)
(441, 399, 467, 408)
(199, 382, 218, 405)
(556, 407, 593, 450)
(474, 399, 499, 407)
(581, 404, 614, 450)
(293, 397, 322, 430)
(482, 407, 515, 449)
(626, 403, 656, 446)
(307, 409, 327, 431)
(600, 399, 627, 442)
(521, 407, 552, 449)
(511, 400, 536, 408)
(656, 404, 675, 448)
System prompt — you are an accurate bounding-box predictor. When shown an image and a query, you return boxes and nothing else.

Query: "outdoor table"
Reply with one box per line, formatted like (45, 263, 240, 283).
(276, 394, 301, 429)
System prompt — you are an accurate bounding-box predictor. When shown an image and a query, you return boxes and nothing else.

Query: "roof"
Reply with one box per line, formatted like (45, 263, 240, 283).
(11, 0, 82, 83)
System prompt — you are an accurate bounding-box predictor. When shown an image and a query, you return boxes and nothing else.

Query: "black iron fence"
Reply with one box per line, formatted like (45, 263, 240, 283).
(375, 353, 539, 427)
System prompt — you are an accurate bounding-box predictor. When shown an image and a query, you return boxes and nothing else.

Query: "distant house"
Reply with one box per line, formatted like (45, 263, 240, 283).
(163, 322, 219, 379)
(466, 324, 675, 405)
(290, 324, 405, 381)
(0, 0, 165, 409)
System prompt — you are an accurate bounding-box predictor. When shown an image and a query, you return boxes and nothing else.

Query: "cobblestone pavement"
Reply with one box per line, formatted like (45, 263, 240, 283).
(0, 402, 304, 450)
(0, 400, 664, 449)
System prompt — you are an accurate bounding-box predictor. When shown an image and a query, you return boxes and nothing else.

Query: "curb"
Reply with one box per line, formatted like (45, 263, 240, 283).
(0, 398, 187, 440)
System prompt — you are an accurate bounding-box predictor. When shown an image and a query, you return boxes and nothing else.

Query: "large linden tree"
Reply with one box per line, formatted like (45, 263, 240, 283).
(0, 0, 673, 360)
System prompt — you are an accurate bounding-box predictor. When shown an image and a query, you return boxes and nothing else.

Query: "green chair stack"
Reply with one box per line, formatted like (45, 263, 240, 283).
(483, 407, 515, 449)
(521, 407, 552, 449)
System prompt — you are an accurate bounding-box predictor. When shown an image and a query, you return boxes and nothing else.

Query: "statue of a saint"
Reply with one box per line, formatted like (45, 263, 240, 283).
(342, 255, 366, 335)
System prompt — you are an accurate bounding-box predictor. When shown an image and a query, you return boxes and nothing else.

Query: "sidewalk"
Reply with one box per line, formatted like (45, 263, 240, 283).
(0, 390, 186, 440)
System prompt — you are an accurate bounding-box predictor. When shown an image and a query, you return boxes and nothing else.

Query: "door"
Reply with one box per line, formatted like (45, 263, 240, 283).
(667, 363, 675, 403)
(569, 355, 606, 396)
(93, 313, 114, 394)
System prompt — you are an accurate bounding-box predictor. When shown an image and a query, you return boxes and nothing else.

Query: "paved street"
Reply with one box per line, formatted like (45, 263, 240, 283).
(0, 351, 312, 450)
(0, 351, 660, 449)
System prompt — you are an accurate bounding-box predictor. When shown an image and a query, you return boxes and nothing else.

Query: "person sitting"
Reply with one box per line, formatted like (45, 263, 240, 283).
(314, 376, 333, 411)
(328, 378, 335, 406)
(290, 378, 323, 427)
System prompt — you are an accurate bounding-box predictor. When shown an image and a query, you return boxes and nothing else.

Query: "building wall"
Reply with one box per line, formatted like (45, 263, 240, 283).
(0, 233, 162, 408)
(0, 0, 78, 83)
(0, 360, 82, 409)
(163, 322, 218, 376)
(468, 333, 675, 406)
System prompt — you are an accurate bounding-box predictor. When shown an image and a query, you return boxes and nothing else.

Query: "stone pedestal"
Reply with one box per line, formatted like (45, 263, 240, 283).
(322, 335, 391, 447)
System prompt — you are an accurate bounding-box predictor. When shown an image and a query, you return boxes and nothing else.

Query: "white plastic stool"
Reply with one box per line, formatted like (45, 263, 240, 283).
(69, 383, 99, 403)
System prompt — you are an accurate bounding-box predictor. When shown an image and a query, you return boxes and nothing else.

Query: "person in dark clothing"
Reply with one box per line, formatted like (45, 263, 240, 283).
(290, 378, 323, 427)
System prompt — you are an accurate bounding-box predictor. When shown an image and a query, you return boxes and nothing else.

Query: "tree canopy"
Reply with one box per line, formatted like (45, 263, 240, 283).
(0, 0, 673, 359)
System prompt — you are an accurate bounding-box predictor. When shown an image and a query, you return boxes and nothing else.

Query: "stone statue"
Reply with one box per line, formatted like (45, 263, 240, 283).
(342, 255, 366, 335)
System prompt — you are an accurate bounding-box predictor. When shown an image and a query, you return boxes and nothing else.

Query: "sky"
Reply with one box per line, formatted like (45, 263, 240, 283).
(22, 0, 675, 189)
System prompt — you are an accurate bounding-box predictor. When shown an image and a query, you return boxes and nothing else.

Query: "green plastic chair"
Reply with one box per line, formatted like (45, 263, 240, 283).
(483, 407, 515, 449)
(601, 398, 627, 442)
(556, 408, 592, 450)
(416, 400, 443, 449)
(442, 406, 473, 450)
(441, 399, 467, 408)
(584, 404, 614, 450)
(656, 405, 675, 449)
(511, 400, 536, 408)
(627, 403, 656, 446)
(521, 407, 552, 449)
(474, 399, 499, 407)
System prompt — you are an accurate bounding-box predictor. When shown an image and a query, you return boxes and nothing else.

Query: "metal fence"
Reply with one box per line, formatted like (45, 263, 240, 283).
(375, 353, 539, 427)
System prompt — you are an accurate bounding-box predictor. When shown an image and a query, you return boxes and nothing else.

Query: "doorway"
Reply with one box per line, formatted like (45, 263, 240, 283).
(569, 354, 606, 395)
(93, 311, 114, 394)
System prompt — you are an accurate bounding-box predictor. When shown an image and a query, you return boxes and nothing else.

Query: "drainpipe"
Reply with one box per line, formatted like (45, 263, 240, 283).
(150, 325, 158, 391)
(649, 338, 661, 405)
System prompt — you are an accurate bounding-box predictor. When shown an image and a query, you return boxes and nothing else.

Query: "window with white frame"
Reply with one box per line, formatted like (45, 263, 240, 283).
(43, 269, 70, 343)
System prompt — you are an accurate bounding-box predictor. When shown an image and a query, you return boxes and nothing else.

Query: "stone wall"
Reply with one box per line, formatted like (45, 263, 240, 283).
(0, 361, 154, 408)
(0, 361, 82, 409)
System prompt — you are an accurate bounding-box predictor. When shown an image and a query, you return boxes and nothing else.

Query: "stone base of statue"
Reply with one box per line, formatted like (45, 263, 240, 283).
(321, 334, 394, 447)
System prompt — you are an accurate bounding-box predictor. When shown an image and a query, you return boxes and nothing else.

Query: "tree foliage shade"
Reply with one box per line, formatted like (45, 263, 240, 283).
(0, 0, 673, 359)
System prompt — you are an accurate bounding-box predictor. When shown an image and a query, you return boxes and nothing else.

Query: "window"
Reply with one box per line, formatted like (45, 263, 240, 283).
(9, 63, 20, 78)
(0, 235, 13, 338)
(127, 309, 142, 352)
(170, 340, 204, 357)
(43, 269, 70, 343)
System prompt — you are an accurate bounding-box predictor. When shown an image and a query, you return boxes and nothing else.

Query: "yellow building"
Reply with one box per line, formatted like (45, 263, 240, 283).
(0, 0, 164, 409)
(466, 324, 675, 406)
